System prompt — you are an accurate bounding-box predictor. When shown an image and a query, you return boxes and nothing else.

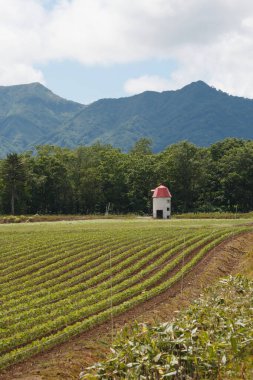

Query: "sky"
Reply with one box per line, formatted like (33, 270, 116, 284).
(1, 0, 253, 104)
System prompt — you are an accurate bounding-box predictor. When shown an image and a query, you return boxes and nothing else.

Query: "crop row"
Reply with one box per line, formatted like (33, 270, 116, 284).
(0, 233, 199, 331)
(1, 234, 102, 275)
(0, 228, 152, 271)
(0, 229, 229, 355)
(0, 231, 85, 264)
(0, 225, 191, 265)
(1, 234, 191, 322)
(0, 227, 178, 281)
(0, 227, 247, 370)
(1, 234, 163, 307)
(0, 234, 121, 284)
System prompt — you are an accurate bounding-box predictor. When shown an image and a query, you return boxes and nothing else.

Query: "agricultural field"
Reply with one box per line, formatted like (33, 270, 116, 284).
(0, 218, 252, 372)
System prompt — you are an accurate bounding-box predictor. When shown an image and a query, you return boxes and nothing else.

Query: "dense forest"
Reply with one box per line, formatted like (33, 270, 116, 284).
(0, 137, 252, 215)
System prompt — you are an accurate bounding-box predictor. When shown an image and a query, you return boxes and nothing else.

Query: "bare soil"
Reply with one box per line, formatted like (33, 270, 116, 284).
(1, 232, 253, 380)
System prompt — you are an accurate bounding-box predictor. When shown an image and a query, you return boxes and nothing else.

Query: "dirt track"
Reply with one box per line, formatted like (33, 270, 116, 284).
(1, 232, 253, 380)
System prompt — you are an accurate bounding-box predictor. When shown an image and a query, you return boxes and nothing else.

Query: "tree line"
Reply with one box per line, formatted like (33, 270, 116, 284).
(0, 137, 252, 215)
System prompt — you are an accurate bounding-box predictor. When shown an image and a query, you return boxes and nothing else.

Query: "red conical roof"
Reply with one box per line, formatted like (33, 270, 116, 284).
(152, 185, 172, 198)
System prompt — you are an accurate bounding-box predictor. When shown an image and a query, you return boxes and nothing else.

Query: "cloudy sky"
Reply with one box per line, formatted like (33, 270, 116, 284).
(1, 0, 253, 103)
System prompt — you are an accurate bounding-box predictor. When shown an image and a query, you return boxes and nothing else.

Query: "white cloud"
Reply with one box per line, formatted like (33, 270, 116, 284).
(43, 0, 253, 64)
(124, 75, 171, 95)
(0, 63, 44, 85)
(1, 0, 253, 97)
(0, 0, 46, 84)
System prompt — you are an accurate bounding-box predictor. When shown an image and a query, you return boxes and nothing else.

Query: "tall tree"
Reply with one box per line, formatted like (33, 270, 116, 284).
(1, 153, 26, 214)
(27, 146, 74, 214)
(130, 138, 153, 155)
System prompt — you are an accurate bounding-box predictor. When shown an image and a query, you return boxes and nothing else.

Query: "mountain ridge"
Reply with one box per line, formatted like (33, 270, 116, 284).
(0, 80, 253, 157)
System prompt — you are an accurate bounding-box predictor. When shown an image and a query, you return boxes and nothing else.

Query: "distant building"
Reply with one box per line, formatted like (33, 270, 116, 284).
(151, 185, 172, 219)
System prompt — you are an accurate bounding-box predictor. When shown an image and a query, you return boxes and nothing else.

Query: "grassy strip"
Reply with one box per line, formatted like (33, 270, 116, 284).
(0, 214, 137, 225)
(174, 211, 253, 219)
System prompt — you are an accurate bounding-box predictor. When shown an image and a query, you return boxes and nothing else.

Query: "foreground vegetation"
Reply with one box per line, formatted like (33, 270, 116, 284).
(0, 219, 250, 371)
(0, 137, 253, 215)
(82, 275, 253, 379)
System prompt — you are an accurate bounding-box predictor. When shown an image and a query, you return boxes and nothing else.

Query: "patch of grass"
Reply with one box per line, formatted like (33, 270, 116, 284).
(0, 213, 139, 224)
(174, 211, 253, 219)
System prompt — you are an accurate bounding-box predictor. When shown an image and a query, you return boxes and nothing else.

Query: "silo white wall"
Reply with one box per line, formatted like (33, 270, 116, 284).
(153, 197, 171, 219)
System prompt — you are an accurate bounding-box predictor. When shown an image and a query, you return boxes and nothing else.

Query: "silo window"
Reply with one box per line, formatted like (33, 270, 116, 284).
(167, 207, 170, 211)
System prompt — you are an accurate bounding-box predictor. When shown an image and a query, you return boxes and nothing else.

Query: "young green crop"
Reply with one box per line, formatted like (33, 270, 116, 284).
(0, 219, 251, 371)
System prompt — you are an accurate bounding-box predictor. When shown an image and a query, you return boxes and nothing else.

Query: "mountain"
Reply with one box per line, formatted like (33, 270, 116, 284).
(0, 80, 253, 157)
(0, 83, 84, 157)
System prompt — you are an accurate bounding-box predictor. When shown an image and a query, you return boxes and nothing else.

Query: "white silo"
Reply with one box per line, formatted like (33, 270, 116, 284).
(151, 184, 172, 219)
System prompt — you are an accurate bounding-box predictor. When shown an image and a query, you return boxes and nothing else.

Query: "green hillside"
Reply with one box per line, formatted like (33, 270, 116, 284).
(0, 83, 84, 156)
(55, 81, 253, 152)
(1, 81, 253, 156)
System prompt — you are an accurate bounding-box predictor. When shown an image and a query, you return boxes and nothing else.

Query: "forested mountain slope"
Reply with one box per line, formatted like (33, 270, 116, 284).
(1, 80, 253, 156)
(0, 83, 84, 157)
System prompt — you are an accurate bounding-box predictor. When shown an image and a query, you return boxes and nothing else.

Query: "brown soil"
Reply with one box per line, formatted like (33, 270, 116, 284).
(1, 232, 253, 380)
